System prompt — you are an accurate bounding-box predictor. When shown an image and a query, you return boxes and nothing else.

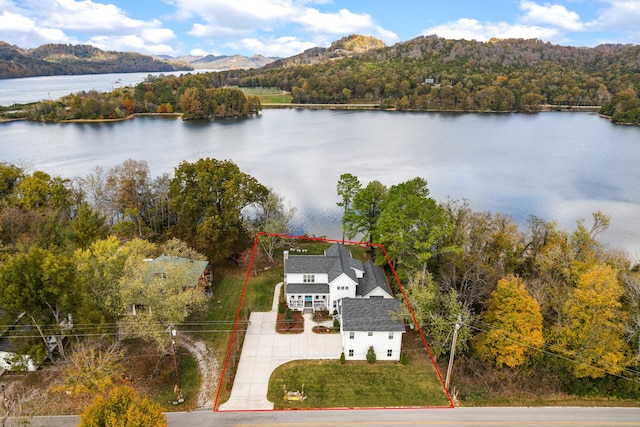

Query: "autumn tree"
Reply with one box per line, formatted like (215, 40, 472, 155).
(169, 158, 267, 262)
(117, 243, 208, 353)
(0, 246, 78, 361)
(403, 271, 473, 359)
(104, 159, 152, 238)
(557, 264, 629, 378)
(51, 339, 125, 397)
(246, 189, 297, 262)
(473, 275, 544, 368)
(73, 236, 131, 324)
(79, 386, 166, 427)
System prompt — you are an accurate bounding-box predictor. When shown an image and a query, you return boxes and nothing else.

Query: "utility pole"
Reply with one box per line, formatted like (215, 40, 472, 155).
(445, 314, 462, 390)
(170, 325, 181, 391)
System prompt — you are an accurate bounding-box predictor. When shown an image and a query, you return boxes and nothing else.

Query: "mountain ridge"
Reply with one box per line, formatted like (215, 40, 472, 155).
(0, 42, 192, 79)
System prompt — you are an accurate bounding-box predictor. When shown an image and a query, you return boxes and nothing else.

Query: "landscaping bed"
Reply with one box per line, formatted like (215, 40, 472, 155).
(276, 311, 304, 334)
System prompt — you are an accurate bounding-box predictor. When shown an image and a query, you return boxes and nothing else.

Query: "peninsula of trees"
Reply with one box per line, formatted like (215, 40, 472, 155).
(0, 42, 192, 79)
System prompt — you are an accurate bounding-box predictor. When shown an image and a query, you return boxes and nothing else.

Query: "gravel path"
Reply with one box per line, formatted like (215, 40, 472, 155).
(179, 334, 219, 409)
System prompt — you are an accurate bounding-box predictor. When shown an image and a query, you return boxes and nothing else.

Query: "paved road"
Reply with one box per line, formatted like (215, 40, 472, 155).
(12, 406, 640, 426)
(170, 406, 640, 426)
(220, 282, 342, 410)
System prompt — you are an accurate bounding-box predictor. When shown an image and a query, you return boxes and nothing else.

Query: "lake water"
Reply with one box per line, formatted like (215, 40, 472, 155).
(2, 108, 639, 260)
(0, 70, 216, 106)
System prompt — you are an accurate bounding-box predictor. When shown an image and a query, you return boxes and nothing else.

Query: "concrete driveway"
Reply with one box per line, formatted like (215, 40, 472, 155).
(218, 283, 342, 411)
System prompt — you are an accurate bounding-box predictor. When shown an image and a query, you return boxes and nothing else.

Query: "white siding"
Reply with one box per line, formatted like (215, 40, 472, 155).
(341, 330, 404, 361)
(363, 287, 393, 299)
(328, 274, 357, 309)
(285, 273, 329, 284)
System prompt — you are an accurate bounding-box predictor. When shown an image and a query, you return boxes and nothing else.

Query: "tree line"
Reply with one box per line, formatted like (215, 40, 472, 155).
(0, 159, 292, 393)
(337, 173, 640, 398)
(19, 73, 261, 121)
(216, 36, 638, 122)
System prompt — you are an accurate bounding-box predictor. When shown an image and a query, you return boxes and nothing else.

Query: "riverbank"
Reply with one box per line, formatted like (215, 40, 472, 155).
(0, 103, 607, 124)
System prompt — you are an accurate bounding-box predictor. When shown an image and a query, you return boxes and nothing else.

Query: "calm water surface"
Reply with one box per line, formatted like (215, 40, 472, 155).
(1, 109, 639, 260)
(0, 70, 215, 106)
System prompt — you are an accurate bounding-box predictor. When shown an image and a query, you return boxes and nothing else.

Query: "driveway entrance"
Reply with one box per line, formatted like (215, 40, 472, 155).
(218, 283, 342, 411)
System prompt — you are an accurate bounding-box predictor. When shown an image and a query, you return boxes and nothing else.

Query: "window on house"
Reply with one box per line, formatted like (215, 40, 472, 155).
(387, 349, 393, 357)
(348, 349, 354, 357)
(388, 332, 394, 339)
(368, 331, 373, 336)
(303, 274, 315, 283)
(349, 332, 354, 339)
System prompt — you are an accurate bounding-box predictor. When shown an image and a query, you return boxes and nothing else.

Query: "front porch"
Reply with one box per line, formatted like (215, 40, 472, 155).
(287, 293, 328, 312)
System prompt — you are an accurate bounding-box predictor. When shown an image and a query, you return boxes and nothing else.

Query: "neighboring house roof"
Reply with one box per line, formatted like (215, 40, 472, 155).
(340, 298, 405, 332)
(147, 255, 209, 288)
(357, 260, 393, 297)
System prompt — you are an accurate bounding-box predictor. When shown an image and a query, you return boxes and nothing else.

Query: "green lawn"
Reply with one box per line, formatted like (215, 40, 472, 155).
(268, 357, 451, 409)
(239, 87, 293, 104)
(187, 254, 285, 405)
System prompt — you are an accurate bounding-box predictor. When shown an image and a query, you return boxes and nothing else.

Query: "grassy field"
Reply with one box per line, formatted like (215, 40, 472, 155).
(239, 87, 293, 104)
(268, 347, 450, 409)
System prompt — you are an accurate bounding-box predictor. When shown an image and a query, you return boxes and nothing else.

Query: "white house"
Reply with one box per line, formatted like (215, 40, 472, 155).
(284, 243, 405, 361)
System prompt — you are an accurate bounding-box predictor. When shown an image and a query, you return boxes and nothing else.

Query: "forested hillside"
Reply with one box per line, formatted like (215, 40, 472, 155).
(0, 42, 192, 79)
(219, 36, 640, 122)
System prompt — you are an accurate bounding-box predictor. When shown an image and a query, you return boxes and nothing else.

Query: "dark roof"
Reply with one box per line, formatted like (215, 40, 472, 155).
(286, 283, 330, 294)
(340, 298, 405, 332)
(356, 260, 393, 297)
(285, 243, 363, 283)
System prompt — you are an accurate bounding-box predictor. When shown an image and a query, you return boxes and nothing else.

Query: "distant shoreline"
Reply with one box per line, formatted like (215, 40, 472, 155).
(0, 104, 604, 124)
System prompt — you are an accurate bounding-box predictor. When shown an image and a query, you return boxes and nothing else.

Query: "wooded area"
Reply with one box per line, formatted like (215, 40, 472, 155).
(337, 173, 640, 400)
(218, 36, 639, 123)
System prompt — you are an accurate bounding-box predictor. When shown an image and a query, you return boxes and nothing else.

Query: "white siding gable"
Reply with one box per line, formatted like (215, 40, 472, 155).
(342, 330, 403, 361)
(362, 286, 393, 299)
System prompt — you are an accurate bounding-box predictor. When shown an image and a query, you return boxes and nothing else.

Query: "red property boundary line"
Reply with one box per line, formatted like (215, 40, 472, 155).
(213, 232, 454, 411)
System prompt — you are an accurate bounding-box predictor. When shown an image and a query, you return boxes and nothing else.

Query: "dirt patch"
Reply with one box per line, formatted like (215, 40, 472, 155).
(179, 334, 219, 409)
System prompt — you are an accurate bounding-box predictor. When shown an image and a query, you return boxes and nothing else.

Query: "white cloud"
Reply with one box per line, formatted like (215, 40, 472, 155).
(190, 48, 217, 57)
(89, 35, 177, 56)
(422, 18, 561, 42)
(0, 11, 36, 32)
(519, 1, 584, 31)
(586, 0, 640, 42)
(176, 0, 397, 53)
(227, 36, 317, 57)
(0, 0, 178, 55)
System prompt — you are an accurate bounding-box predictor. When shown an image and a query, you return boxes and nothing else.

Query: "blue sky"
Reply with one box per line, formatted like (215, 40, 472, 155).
(1, 1, 639, 58)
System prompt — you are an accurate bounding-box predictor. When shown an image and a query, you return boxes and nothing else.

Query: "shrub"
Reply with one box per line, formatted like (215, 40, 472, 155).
(278, 301, 285, 314)
(284, 307, 293, 323)
(340, 352, 345, 365)
(333, 318, 340, 332)
(400, 352, 409, 365)
(366, 346, 376, 364)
